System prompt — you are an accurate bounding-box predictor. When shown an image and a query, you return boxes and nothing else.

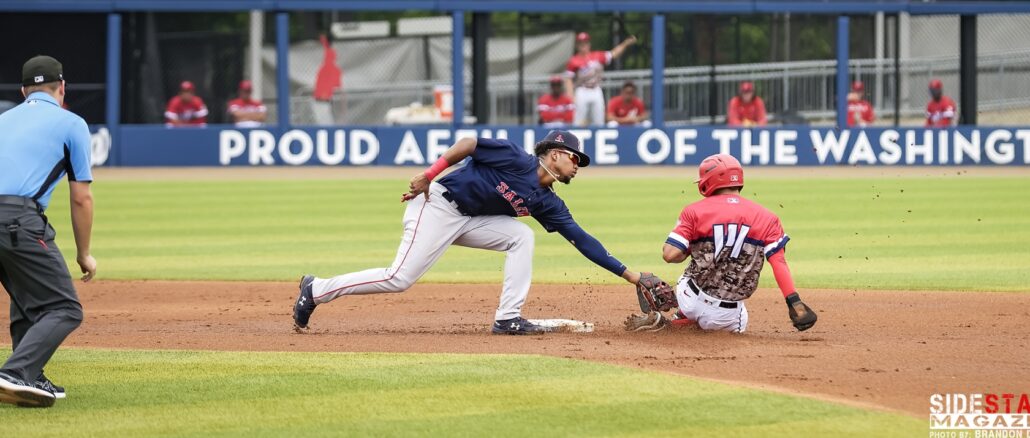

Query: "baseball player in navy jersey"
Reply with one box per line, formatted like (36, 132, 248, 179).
(625, 154, 817, 333)
(293, 130, 661, 335)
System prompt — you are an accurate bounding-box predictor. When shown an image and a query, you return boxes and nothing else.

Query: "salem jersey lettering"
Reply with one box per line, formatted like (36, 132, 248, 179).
(665, 194, 789, 301)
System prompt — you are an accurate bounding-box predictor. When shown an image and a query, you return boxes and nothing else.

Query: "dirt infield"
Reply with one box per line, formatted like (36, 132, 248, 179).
(3, 281, 1025, 417)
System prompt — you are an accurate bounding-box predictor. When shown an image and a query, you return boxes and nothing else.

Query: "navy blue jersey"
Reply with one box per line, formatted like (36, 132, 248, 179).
(438, 138, 626, 276)
(438, 138, 573, 232)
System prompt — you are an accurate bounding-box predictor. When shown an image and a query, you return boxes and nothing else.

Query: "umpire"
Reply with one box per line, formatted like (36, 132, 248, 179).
(0, 55, 96, 408)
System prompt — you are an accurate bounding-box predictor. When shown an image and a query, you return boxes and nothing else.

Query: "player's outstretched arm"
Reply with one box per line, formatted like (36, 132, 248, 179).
(610, 35, 637, 60)
(768, 251, 817, 331)
(402, 137, 477, 202)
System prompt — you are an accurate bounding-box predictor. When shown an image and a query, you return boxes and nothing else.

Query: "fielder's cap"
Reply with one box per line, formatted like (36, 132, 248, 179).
(21, 55, 63, 86)
(239, 79, 253, 91)
(549, 75, 562, 84)
(929, 79, 943, 90)
(576, 32, 590, 42)
(852, 80, 864, 92)
(180, 80, 196, 92)
(739, 81, 754, 93)
(537, 130, 590, 167)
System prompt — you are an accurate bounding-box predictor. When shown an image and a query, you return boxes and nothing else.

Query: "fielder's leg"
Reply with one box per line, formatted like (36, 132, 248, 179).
(452, 217, 534, 321)
(310, 183, 470, 304)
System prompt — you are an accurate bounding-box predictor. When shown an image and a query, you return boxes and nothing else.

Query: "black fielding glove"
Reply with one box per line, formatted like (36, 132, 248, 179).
(785, 292, 817, 332)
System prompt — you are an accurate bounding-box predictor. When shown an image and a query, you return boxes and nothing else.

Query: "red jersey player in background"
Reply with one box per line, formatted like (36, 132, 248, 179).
(628, 154, 817, 333)
(847, 80, 875, 127)
(564, 32, 636, 126)
(227, 80, 267, 127)
(926, 79, 957, 128)
(726, 82, 767, 127)
(538, 76, 574, 127)
(606, 80, 651, 127)
(164, 81, 208, 127)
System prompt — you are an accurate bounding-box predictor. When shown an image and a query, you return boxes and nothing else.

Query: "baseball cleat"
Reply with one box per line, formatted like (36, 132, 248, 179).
(293, 275, 317, 332)
(35, 373, 65, 399)
(491, 317, 551, 335)
(0, 371, 56, 408)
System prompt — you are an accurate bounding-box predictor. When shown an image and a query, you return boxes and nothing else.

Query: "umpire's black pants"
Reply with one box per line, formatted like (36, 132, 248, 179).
(0, 201, 82, 383)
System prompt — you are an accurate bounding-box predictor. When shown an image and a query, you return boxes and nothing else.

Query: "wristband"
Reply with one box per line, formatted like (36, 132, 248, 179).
(424, 157, 450, 181)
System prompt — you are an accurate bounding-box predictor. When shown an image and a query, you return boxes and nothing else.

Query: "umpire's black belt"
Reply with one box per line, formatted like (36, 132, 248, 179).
(0, 195, 41, 212)
(686, 278, 739, 309)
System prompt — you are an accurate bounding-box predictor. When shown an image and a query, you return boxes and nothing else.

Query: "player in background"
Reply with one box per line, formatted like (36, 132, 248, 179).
(606, 80, 651, 127)
(847, 81, 875, 127)
(227, 80, 267, 127)
(926, 79, 957, 128)
(293, 130, 663, 335)
(164, 81, 208, 127)
(564, 32, 637, 126)
(538, 76, 575, 128)
(726, 82, 767, 127)
(628, 154, 817, 333)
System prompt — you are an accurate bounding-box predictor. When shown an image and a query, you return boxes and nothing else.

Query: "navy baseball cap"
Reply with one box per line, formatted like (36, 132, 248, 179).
(21, 55, 63, 86)
(535, 130, 591, 167)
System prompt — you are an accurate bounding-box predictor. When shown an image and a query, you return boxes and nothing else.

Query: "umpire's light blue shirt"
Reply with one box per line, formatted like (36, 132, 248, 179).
(0, 91, 93, 210)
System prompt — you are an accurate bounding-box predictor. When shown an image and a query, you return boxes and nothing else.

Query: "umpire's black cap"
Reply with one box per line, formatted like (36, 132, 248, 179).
(22, 55, 64, 86)
(534, 130, 591, 167)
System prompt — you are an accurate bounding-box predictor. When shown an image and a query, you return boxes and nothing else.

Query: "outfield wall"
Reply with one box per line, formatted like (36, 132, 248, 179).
(91, 126, 1029, 166)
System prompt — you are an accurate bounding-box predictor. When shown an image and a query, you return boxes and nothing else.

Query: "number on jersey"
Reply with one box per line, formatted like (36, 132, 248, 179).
(713, 223, 751, 258)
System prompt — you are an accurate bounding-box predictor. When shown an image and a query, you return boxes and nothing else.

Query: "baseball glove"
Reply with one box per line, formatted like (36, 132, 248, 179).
(785, 292, 817, 331)
(623, 312, 668, 332)
(636, 272, 676, 312)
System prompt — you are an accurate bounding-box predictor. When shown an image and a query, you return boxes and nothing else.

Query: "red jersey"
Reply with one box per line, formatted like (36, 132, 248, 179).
(666, 194, 789, 301)
(537, 93, 574, 124)
(607, 96, 646, 124)
(926, 96, 957, 127)
(165, 96, 208, 126)
(564, 51, 612, 88)
(727, 96, 767, 127)
(847, 98, 874, 127)
(227, 98, 267, 126)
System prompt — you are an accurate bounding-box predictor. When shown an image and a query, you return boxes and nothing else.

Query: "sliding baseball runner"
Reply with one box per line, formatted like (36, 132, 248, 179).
(626, 154, 817, 333)
(293, 130, 671, 335)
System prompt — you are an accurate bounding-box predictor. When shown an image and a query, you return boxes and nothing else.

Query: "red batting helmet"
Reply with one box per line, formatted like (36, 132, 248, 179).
(696, 154, 744, 197)
(852, 80, 864, 92)
(929, 79, 943, 90)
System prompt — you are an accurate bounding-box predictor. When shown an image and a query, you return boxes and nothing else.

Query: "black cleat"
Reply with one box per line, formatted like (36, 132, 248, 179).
(35, 373, 65, 399)
(491, 317, 551, 335)
(0, 371, 56, 408)
(293, 275, 316, 332)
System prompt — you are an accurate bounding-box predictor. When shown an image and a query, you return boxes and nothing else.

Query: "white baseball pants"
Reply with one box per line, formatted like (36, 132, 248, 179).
(574, 86, 605, 126)
(310, 183, 534, 321)
(674, 276, 749, 333)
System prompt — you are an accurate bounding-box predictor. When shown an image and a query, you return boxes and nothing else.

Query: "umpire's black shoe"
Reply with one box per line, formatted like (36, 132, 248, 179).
(491, 317, 551, 335)
(35, 373, 65, 399)
(0, 371, 56, 408)
(293, 275, 317, 332)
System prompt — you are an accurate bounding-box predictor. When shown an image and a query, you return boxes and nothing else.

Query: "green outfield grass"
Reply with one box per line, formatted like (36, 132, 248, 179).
(0, 349, 924, 437)
(44, 175, 1030, 291)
